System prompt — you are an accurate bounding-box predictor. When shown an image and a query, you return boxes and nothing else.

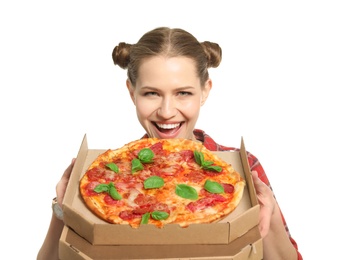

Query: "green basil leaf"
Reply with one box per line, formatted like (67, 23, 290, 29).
(106, 162, 119, 173)
(203, 165, 222, 172)
(108, 182, 122, 200)
(94, 183, 109, 193)
(175, 184, 198, 200)
(204, 180, 224, 194)
(194, 150, 222, 172)
(151, 211, 169, 220)
(144, 176, 164, 189)
(194, 150, 204, 165)
(141, 213, 150, 224)
(202, 160, 213, 167)
(138, 148, 154, 163)
(132, 158, 143, 173)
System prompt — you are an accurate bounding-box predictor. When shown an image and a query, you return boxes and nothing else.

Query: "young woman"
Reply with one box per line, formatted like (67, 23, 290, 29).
(37, 27, 302, 260)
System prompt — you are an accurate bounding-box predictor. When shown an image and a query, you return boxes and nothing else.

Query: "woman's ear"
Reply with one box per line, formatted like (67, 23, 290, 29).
(201, 79, 212, 106)
(126, 79, 136, 105)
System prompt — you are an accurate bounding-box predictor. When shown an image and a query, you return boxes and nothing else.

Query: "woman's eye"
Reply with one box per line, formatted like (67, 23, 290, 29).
(178, 91, 192, 96)
(144, 92, 158, 96)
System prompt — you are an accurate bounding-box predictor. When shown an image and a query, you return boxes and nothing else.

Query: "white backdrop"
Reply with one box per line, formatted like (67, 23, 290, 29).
(1, 1, 340, 259)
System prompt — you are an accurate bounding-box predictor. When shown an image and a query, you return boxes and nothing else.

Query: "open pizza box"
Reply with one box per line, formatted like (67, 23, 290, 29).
(59, 225, 263, 260)
(62, 134, 260, 246)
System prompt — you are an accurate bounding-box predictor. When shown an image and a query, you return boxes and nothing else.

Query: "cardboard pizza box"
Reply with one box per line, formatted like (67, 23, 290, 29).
(62, 134, 260, 245)
(59, 225, 263, 260)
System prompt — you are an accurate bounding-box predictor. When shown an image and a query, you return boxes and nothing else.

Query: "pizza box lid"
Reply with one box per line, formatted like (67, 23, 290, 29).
(59, 225, 263, 260)
(62, 134, 260, 245)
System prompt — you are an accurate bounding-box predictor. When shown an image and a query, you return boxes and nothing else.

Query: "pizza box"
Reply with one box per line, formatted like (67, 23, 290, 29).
(59, 225, 263, 260)
(62, 134, 260, 245)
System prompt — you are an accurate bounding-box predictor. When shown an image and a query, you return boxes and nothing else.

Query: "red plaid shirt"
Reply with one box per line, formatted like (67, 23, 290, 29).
(193, 129, 302, 260)
(142, 129, 302, 259)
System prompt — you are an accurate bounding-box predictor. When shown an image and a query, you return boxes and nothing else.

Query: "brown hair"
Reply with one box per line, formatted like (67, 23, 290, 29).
(112, 27, 222, 87)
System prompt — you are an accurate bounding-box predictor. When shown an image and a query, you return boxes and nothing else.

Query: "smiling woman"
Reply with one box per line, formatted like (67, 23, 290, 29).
(126, 56, 210, 140)
(37, 27, 302, 260)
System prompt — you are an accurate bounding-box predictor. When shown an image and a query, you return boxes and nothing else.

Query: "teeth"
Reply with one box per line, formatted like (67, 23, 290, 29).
(156, 123, 180, 129)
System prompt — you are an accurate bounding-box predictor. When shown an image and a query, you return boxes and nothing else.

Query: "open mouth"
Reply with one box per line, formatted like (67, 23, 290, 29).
(154, 122, 182, 133)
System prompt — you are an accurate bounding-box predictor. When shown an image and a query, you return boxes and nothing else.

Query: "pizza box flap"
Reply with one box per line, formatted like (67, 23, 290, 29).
(59, 225, 263, 260)
(62, 134, 260, 245)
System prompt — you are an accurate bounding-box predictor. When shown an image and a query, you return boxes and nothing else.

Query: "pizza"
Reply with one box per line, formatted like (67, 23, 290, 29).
(79, 138, 245, 228)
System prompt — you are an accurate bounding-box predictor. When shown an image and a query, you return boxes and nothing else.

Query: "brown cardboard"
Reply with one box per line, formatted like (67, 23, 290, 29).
(59, 225, 263, 260)
(62, 135, 260, 245)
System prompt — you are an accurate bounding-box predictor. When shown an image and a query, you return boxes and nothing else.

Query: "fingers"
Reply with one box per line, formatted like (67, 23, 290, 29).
(258, 202, 273, 238)
(251, 170, 275, 238)
(251, 170, 265, 194)
(62, 158, 76, 179)
(251, 170, 264, 187)
(251, 170, 271, 197)
(56, 158, 76, 205)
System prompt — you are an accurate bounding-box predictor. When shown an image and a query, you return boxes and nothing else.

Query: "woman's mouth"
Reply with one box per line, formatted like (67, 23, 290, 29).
(154, 122, 182, 134)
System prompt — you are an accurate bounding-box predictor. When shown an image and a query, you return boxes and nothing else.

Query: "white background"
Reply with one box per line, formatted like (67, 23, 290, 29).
(1, 1, 340, 259)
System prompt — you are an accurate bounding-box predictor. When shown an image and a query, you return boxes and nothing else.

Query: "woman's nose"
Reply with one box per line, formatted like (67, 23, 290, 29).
(157, 98, 178, 119)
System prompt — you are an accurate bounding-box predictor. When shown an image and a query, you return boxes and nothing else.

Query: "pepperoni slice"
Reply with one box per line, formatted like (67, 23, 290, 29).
(222, 183, 234, 193)
(134, 193, 158, 206)
(150, 142, 164, 155)
(186, 194, 226, 212)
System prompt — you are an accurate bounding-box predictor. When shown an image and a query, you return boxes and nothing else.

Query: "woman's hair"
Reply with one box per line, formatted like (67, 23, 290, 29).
(112, 27, 222, 87)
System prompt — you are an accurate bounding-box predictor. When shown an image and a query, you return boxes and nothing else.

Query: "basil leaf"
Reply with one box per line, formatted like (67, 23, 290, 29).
(151, 211, 169, 220)
(203, 165, 222, 172)
(106, 162, 119, 173)
(144, 176, 164, 189)
(202, 160, 213, 167)
(194, 150, 204, 165)
(132, 158, 143, 173)
(94, 183, 109, 193)
(175, 184, 198, 200)
(108, 182, 122, 200)
(93, 182, 122, 200)
(204, 180, 224, 194)
(138, 148, 154, 163)
(141, 213, 150, 224)
(194, 150, 222, 172)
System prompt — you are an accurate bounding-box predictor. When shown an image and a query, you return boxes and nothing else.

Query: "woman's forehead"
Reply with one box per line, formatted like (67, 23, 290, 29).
(136, 57, 199, 87)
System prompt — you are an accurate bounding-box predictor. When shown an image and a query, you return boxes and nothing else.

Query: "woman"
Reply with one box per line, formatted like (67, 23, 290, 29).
(37, 27, 302, 260)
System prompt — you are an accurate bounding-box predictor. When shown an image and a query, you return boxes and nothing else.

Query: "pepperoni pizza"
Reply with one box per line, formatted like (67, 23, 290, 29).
(79, 138, 245, 228)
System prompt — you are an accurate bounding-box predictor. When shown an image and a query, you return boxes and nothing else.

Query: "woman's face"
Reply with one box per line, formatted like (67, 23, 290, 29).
(127, 56, 211, 140)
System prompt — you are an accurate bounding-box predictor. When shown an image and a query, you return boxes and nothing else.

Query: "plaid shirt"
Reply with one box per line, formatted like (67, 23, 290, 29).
(142, 129, 302, 259)
(193, 129, 302, 260)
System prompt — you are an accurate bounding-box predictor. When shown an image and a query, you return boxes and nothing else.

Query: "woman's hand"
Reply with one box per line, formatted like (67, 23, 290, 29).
(56, 158, 76, 206)
(251, 170, 276, 238)
(37, 159, 76, 260)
